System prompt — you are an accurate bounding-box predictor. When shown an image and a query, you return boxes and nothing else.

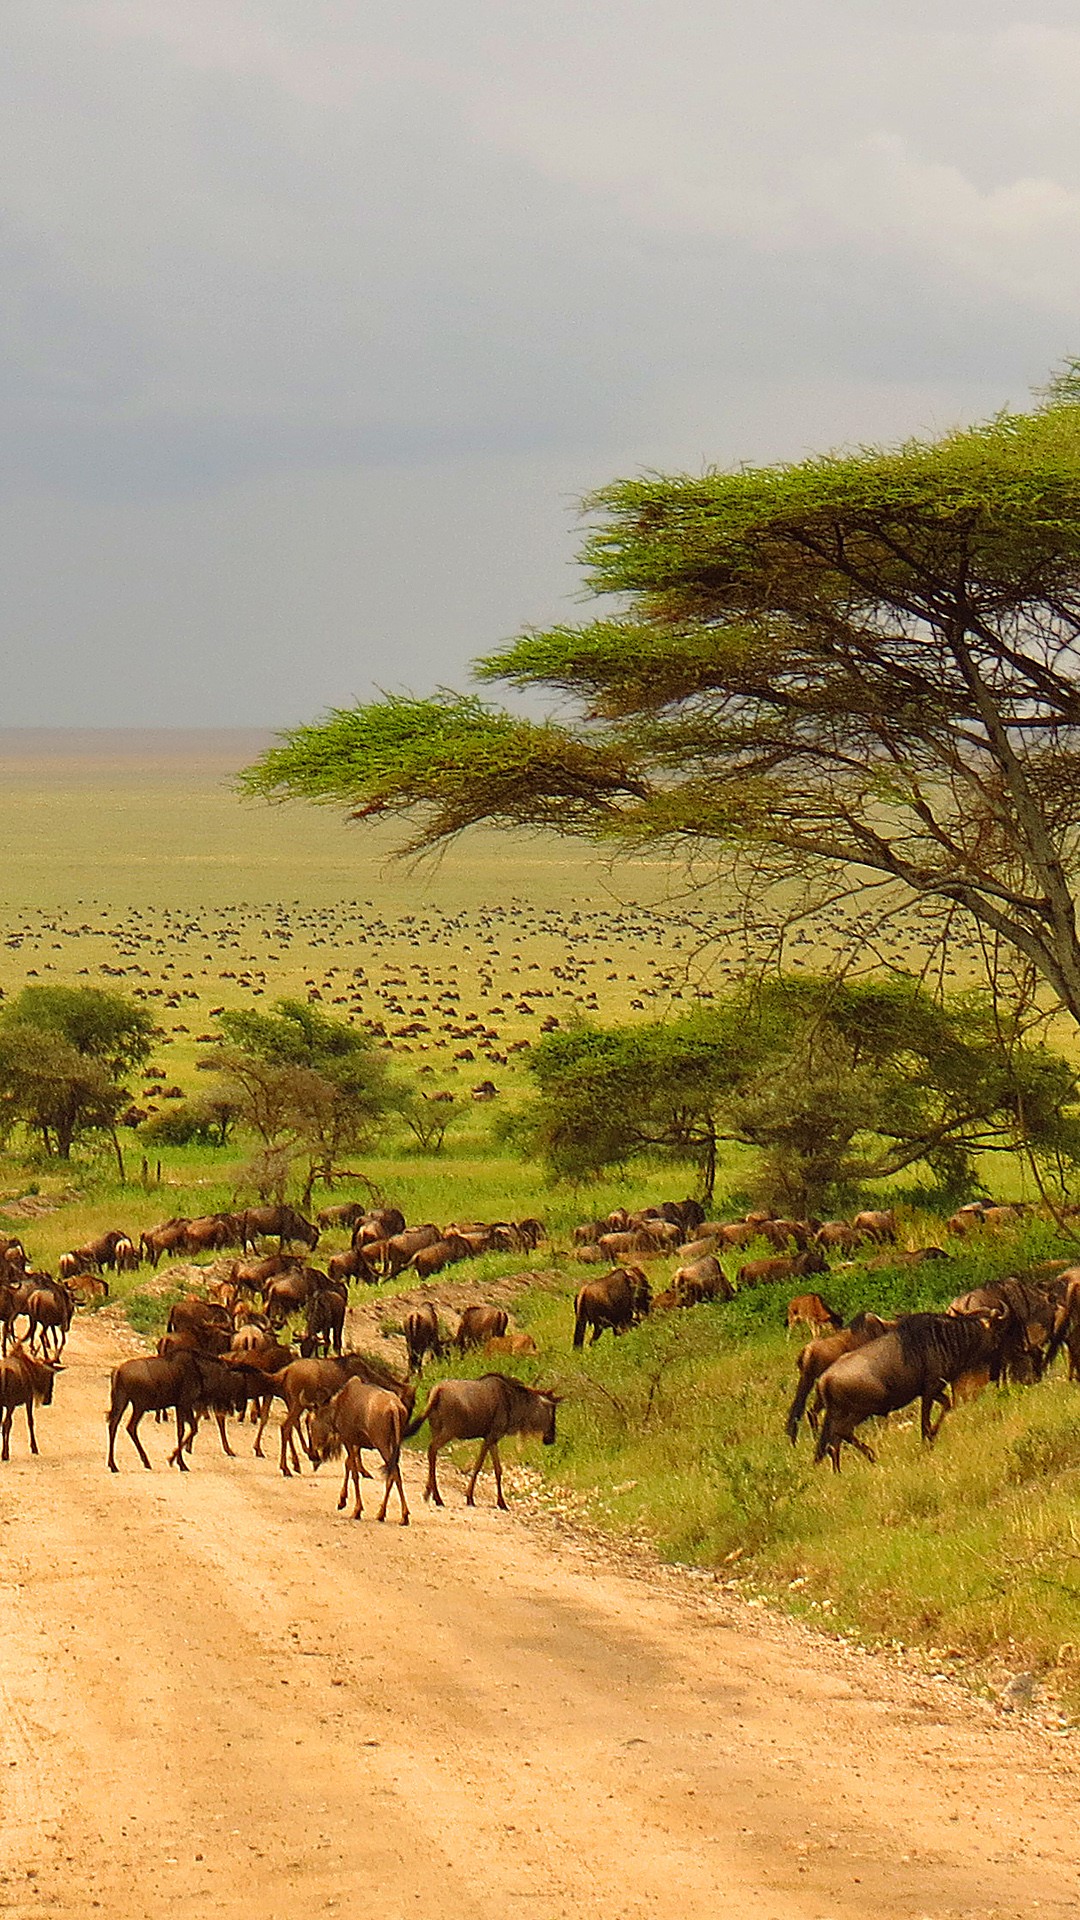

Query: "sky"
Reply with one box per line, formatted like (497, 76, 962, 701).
(5, 0, 1080, 726)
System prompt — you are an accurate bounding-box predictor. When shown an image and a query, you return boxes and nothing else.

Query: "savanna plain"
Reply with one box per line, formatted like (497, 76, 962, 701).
(2, 731, 1079, 1920)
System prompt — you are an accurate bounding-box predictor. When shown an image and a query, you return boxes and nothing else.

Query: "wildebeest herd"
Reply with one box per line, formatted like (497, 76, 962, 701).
(5, 1192, 1080, 1509)
(0, 1208, 558, 1522)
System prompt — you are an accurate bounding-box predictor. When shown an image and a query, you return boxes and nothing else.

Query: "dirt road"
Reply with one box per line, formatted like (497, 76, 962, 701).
(1, 1319, 1078, 1920)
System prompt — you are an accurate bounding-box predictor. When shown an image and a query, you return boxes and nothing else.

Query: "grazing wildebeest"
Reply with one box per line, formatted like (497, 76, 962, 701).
(383, 1225, 441, 1277)
(404, 1303, 443, 1373)
(106, 1352, 201, 1471)
(404, 1374, 560, 1509)
(573, 1267, 651, 1347)
(484, 1332, 539, 1357)
(948, 1278, 1055, 1384)
(0, 1344, 59, 1459)
(309, 1379, 411, 1523)
(240, 1205, 319, 1253)
(327, 1246, 379, 1287)
(352, 1207, 407, 1248)
(786, 1313, 894, 1443)
(759, 1218, 813, 1252)
(300, 1286, 346, 1358)
(813, 1311, 1007, 1471)
(737, 1246, 827, 1289)
(113, 1234, 140, 1273)
(455, 1305, 510, 1352)
(671, 1255, 733, 1306)
(317, 1201, 367, 1231)
(853, 1209, 897, 1244)
(26, 1282, 74, 1360)
(179, 1215, 231, 1256)
(412, 1234, 472, 1279)
(786, 1293, 843, 1338)
(660, 1198, 706, 1238)
(814, 1221, 863, 1252)
(140, 1220, 190, 1268)
(167, 1296, 232, 1342)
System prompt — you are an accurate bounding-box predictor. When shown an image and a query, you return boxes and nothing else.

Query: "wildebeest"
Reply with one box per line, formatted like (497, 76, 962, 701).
(239, 1351, 413, 1476)
(352, 1207, 406, 1247)
(0, 1343, 59, 1459)
(949, 1278, 1055, 1384)
(852, 1209, 897, 1244)
(737, 1247, 827, 1290)
(106, 1352, 201, 1471)
(140, 1220, 190, 1267)
(403, 1303, 443, 1373)
(573, 1267, 651, 1346)
(166, 1296, 232, 1342)
(412, 1233, 472, 1279)
(26, 1281, 74, 1360)
(404, 1373, 560, 1509)
(785, 1312, 893, 1442)
(300, 1286, 346, 1358)
(317, 1201, 367, 1231)
(484, 1332, 539, 1357)
(240, 1205, 319, 1252)
(327, 1246, 379, 1287)
(671, 1255, 733, 1307)
(309, 1378, 411, 1523)
(813, 1311, 1007, 1470)
(382, 1225, 441, 1277)
(455, 1305, 509, 1351)
(786, 1293, 843, 1338)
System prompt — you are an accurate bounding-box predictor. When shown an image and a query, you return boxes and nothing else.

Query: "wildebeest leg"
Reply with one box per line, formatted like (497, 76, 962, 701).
(24, 1399, 38, 1455)
(465, 1438, 492, 1506)
(425, 1441, 444, 1505)
(337, 1460, 351, 1510)
(349, 1446, 364, 1519)
(923, 1387, 950, 1443)
(168, 1404, 190, 1470)
(849, 1434, 876, 1464)
(1, 1408, 12, 1461)
(127, 1409, 154, 1470)
(215, 1410, 235, 1457)
(489, 1441, 508, 1511)
(377, 1457, 409, 1526)
(280, 1412, 296, 1477)
(253, 1398, 273, 1456)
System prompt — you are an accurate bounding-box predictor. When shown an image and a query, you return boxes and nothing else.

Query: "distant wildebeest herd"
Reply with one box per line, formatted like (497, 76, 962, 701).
(5, 1190, 1080, 1506)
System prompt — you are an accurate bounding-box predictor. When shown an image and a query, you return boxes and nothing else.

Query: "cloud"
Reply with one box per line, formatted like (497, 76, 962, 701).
(2, 1, 1079, 719)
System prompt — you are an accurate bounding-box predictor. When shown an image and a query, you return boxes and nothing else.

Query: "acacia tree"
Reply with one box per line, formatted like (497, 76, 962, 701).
(242, 367, 1080, 1038)
(508, 977, 1080, 1210)
(206, 999, 402, 1204)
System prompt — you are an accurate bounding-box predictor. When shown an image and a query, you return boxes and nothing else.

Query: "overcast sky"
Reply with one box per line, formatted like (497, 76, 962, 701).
(5, 0, 1080, 726)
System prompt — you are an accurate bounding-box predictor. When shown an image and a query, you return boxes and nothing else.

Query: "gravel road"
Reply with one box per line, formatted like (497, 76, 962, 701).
(1, 1317, 1078, 1920)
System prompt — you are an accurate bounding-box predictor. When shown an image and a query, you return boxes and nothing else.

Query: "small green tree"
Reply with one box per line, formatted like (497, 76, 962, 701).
(0, 985, 154, 1164)
(206, 999, 402, 1205)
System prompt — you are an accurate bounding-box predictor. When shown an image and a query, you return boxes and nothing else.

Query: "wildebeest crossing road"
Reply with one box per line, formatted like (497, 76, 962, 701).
(1, 1318, 1078, 1920)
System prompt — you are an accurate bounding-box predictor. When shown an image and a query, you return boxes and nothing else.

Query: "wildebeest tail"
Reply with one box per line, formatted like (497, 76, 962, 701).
(812, 1406, 833, 1466)
(402, 1399, 430, 1439)
(572, 1302, 587, 1349)
(785, 1367, 813, 1445)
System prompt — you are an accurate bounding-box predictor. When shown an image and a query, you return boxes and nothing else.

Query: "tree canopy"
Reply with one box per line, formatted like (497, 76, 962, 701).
(242, 367, 1080, 1033)
(206, 999, 402, 1203)
(0, 985, 153, 1161)
(507, 975, 1080, 1210)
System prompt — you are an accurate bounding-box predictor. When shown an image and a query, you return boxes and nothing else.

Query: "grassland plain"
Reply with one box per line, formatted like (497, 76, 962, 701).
(3, 731, 1080, 1715)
